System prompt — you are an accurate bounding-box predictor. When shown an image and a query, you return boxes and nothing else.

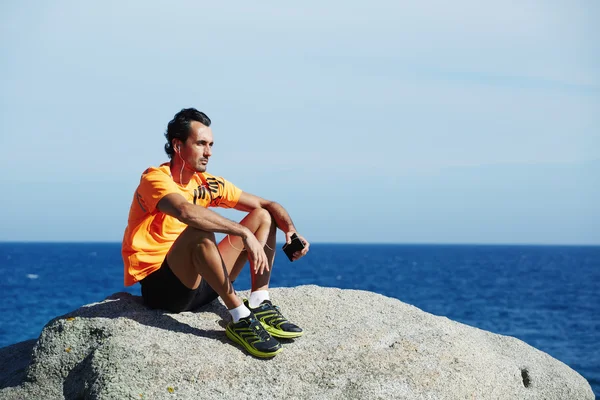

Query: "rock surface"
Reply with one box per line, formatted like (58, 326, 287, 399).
(0, 285, 594, 400)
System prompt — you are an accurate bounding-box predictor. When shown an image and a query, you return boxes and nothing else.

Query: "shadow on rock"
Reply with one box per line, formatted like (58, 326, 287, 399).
(62, 351, 95, 399)
(56, 292, 230, 344)
(0, 339, 37, 390)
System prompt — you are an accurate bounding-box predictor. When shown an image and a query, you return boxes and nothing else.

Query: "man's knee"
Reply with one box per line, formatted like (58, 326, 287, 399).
(187, 229, 219, 260)
(190, 229, 217, 248)
(249, 207, 273, 226)
(197, 234, 217, 249)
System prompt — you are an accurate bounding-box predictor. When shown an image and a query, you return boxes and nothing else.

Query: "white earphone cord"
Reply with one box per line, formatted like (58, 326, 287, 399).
(178, 149, 185, 186)
(227, 235, 274, 252)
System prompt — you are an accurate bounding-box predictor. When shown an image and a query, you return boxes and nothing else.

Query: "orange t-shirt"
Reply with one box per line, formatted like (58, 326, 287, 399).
(121, 163, 242, 286)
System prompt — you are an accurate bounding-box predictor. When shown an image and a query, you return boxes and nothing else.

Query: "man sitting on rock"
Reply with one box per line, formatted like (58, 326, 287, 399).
(121, 108, 309, 357)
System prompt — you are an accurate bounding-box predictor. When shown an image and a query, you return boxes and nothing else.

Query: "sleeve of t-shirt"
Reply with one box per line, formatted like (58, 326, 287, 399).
(136, 169, 180, 214)
(206, 175, 242, 209)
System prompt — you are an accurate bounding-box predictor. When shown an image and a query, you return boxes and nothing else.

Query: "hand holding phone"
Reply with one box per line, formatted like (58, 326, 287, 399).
(282, 233, 306, 262)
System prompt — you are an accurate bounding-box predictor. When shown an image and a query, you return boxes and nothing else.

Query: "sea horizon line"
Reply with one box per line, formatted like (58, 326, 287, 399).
(0, 241, 598, 247)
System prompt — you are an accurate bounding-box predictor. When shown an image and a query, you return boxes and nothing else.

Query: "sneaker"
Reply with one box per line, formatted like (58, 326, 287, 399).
(225, 313, 282, 358)
(244, 299, 304, 339)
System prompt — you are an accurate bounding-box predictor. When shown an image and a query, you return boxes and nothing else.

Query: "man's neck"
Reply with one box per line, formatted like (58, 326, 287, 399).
(170, 160, 197, 186)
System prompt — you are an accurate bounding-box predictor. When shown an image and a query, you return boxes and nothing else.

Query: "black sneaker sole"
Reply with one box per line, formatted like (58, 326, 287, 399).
(225, 325, 282, 357)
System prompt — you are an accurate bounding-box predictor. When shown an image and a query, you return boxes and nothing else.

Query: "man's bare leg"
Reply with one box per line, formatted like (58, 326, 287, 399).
(220, 208, 302, 338)
(166, 228, 240, 310)
(166, 208, 275, 310)
(166, 208, 285, 356)
(167, 210, 282, 357)
(218, 207, 276, 292)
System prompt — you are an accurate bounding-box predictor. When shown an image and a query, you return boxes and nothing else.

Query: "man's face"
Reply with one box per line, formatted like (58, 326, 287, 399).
(180, 121, 213, 173)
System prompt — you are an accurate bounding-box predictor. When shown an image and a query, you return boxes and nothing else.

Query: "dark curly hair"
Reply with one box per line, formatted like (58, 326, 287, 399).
(164, 108, 212, 159)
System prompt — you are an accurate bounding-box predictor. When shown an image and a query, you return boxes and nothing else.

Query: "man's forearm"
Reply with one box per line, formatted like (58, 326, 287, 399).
(178, 203, 249, 238)
(264, 202, 296, 233)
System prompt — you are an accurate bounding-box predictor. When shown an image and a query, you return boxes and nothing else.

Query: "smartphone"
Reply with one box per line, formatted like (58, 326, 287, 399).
(282, 233, 305, 262)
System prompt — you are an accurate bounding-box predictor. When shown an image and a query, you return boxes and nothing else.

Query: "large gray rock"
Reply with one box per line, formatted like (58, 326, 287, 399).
(0, 285, 594, 399)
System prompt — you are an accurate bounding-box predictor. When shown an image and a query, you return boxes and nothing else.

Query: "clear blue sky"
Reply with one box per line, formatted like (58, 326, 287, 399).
(1, 1, 598, 244)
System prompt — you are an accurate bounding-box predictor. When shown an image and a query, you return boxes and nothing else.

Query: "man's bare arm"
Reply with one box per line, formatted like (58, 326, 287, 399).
(158, 193, 250, 238)
(234, 192, 296, 235)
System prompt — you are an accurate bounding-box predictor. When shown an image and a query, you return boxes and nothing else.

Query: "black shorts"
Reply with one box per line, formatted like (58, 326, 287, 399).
(140, 258, 219, 313)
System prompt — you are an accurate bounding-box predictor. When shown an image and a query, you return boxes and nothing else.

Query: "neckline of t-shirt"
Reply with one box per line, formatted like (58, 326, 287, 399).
(163, 164, 205, 190)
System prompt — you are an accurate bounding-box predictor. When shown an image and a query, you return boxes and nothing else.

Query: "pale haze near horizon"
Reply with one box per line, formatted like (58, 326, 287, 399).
(1, 1, 598, 244)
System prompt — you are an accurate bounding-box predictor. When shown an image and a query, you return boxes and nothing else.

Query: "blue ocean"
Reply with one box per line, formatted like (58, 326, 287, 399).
(0, 243, 598, 397)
